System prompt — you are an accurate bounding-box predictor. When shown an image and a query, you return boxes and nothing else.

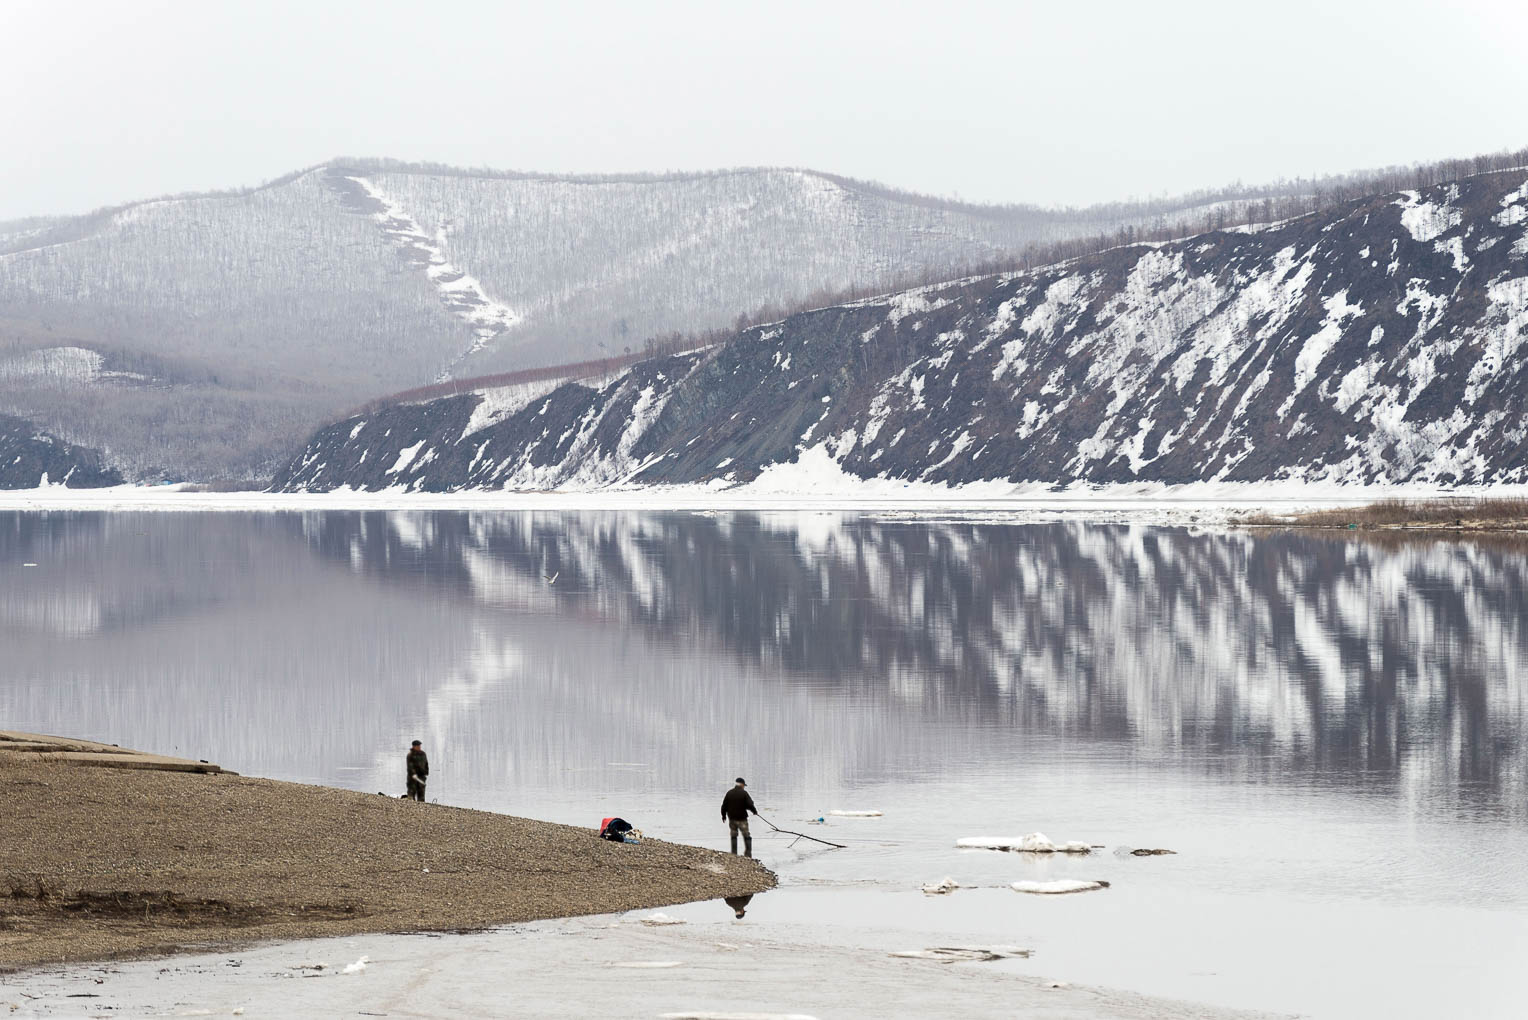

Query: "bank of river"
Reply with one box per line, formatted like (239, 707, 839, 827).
(1244, 495, 1528, 533)
(0, 736, 772, 969)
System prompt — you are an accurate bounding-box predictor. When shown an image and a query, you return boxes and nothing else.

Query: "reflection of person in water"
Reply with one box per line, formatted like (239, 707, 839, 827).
(724, 894, 754, 919)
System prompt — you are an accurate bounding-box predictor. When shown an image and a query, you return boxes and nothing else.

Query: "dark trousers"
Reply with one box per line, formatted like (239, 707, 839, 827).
(729, 817, 752, 857)
(407, 777, 426, 802)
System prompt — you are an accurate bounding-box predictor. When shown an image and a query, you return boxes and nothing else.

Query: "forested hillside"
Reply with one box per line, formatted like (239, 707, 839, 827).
(273, 167, 1528, 492)
(1, 161, 1112, 480)
(6, 151, 1524, 482)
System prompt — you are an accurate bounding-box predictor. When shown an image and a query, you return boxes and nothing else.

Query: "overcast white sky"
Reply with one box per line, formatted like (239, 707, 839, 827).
(2, 0, 1524, 220)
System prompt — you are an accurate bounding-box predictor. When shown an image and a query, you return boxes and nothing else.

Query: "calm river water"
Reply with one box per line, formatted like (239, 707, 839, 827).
(3, 510, 1526, 1018)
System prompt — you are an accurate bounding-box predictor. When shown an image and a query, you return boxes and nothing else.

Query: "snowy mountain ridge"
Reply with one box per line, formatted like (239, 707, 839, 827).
(0, 161, 1224, 479)
(273, 169, 1528, 492)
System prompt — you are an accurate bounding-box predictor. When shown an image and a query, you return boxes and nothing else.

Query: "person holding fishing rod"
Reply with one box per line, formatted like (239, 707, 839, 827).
(720, 777, 848, 854)
(721, 777, 759, 857)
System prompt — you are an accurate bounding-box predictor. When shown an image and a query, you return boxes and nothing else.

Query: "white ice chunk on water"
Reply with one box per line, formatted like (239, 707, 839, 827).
(341, 955, 369, 974)
(1020, 832, 1057, 852)
(640, 912, 687, 926)
(608, 960, 684, 968)
(828, 809, 882, 817)
(955, 832, 1092, 853)
(659, 1014, 821, 1020)
(921, 876, 961, 895)
(890, 946, 1032, 962)
(1011, 880, 1110, 895)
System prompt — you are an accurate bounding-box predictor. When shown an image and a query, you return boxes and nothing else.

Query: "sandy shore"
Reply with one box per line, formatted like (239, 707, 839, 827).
(0, 749, 773, 969)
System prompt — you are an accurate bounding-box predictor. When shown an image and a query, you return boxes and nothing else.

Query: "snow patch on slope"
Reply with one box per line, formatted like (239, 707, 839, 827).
(346, 175, 518, 375)
(1396, 189, 1462, 243)
(462, 379, 570, 439)
(1284, 289, 1363, 411)
(0, 346, 104, 384)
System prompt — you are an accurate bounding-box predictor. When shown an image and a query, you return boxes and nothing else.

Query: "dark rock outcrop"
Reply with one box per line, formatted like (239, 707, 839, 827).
(0, 414, 122, 489)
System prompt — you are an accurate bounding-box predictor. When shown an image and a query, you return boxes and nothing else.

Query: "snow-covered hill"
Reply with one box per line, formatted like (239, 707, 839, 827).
(274, 168, 1528, 492)
(1, 161, 1201, 481)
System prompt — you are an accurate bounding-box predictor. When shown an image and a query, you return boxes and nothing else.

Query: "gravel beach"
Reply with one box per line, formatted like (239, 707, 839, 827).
(0, 755, 773, 969)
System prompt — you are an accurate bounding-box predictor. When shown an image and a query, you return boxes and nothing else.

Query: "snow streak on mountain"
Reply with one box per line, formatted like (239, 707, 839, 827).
(275, 169, 1528, 491)
(328, 173, 519, 376)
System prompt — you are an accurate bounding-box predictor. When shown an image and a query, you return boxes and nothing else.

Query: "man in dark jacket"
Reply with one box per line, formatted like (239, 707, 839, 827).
(720, 777, 757, 857)
(406, 740, 429, 802)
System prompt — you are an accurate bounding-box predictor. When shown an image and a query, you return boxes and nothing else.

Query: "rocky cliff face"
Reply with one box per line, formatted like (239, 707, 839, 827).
(273, 169, 1528, 491)
(0, 414, 122, 489)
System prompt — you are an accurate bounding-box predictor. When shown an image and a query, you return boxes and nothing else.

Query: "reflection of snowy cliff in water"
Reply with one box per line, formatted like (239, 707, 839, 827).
(1, 510, 1525, 814)
(297, 510, 1528, 809)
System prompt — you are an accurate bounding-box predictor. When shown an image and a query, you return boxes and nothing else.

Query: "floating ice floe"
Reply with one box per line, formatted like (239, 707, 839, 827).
(341, 955, 369, 974)
(920, 876, 960, 895)
(1010, 880, 1110, 895)
(640, 912, 687, 926)
(955, 832, 1092, 853)
(828, 809, 882, 817)
(608, 960, 684, 968)
(659, 1013, 820, 1020)
(890, 946, 1031, 963)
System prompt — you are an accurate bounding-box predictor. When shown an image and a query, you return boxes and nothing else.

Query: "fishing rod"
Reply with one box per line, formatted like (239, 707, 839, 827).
(757, 812, 846, 850)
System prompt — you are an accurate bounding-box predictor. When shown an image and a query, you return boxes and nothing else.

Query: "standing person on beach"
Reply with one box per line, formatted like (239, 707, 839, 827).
(406, 740, 429, 802)
(721, 777, 757, 857)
